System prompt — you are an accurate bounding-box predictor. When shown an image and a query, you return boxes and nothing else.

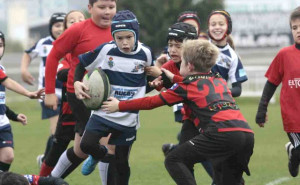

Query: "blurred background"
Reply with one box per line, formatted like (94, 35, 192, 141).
(0, 0, 300, 99)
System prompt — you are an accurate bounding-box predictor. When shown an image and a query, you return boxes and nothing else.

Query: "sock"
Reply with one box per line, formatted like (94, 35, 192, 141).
(51, 147, 84, 178)
(43, 135, 55, 161)
(99, 154, 117, 185)
(0, 161, 10, 171)
(44, 138, 70, 167)
(39, 162, 54, 177)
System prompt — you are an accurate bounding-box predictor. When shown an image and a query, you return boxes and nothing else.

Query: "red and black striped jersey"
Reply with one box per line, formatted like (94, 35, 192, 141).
(119, 72, 253, 133)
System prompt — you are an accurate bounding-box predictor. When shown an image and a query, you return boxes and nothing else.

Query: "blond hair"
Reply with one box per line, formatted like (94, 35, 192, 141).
(181, 40, 219, 73)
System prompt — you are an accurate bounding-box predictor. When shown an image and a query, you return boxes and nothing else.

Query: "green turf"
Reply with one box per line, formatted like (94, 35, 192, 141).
(6, 95, 300, 185)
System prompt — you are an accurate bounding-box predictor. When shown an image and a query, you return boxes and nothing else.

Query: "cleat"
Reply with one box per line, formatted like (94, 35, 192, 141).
(285, 142, 299, 177)
(162, 143, 176, 156)
(36, 154, 44, 169)
(81, 155, 99, 176)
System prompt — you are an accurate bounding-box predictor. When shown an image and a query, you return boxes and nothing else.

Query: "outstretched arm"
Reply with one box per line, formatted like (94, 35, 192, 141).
(2, 78, 44, 99)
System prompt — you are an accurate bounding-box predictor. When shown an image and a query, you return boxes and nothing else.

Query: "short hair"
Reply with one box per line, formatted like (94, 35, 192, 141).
(63, 10, 86, 30)
(290, 6, 300, 28)
(181, 40, 219, 73)
(0, 172, 29, 185)
(89, 0, 117, 6)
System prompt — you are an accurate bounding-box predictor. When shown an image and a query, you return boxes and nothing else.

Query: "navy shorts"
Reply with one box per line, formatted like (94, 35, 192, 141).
(0, 125, 14, 148)
(85, 115, 137, 145)
(40, 101, 60, 120)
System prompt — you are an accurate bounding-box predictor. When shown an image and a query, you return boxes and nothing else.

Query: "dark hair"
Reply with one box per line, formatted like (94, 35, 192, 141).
(0, 31, 5, 60)
(89, 0, 117, 6)
(290, 6, 300, 28)
(0, 172, 29, 185)
(63, 10, 86, 30)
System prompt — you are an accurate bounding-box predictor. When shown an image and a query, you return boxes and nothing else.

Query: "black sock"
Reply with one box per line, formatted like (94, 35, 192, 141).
(60, 147, 85, 178)
(44, 138, 70, 167)
(102, 154, 117, 185)
(0, 161, 11, 172)
(43, 135, 55, 161)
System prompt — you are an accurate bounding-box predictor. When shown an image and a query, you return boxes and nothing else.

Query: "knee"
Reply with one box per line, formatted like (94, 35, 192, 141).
(1, 153, 14, 164)
(80, 139, 92, 155)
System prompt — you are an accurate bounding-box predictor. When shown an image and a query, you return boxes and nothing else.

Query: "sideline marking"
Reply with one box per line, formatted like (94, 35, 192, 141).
(265, 177, 291, 185)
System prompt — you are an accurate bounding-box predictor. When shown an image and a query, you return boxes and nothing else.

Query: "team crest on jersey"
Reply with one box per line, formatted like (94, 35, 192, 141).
(131, 62, 144, 72)
(108, 57, 114, 68)
(218, 54, 231, 68)
(43, 46, 47, 54)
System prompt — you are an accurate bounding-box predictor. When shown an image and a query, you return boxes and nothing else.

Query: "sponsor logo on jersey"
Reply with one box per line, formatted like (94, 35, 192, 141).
(131, 61, 144, 72)
(113, 87, 138, 100)
(170, 83, 179, 90)
(108, 57, 115, 68)
(2, 140, 12, 144)
(0, 92, 5, 104)
(288, 78, 300, 88)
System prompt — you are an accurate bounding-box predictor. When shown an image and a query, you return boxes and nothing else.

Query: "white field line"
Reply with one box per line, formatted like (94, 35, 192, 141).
(265, 177, 291, 185)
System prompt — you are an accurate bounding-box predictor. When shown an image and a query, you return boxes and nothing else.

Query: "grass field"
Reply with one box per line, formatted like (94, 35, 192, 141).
(6, 94, 300, 185)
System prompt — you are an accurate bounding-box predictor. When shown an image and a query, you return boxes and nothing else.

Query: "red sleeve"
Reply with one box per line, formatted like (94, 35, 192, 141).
(173, 75, 183, 83)
(265, 50, 284, 86)
(0, 70, 7, 80)
(119, 95, 165, 111)
(45, 47, 65, 94)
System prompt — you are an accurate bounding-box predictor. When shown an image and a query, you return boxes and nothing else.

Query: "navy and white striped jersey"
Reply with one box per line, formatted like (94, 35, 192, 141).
(25, 36, 62, 101)
(0, 65, 10, 129)
(79, 41, 154, 129)
(212, 43, 248, 83)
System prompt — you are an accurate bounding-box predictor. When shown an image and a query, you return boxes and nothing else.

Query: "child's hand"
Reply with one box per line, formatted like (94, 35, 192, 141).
(28, 88, 45, 99)
(145, 66, 162, 77)
(149, 76, 163, 87)
(17, 113, 27, 125)
(21, 71, 35, 85)
(101, 97, 120, 113)
(155, 54, 168, 68)
(74, 81, 91, 100)
(161, 68, 174, 82)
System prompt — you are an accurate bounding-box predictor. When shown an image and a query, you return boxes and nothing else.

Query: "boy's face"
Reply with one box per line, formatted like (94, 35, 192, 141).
(114, 31, 135, 53)
(208, 14, 227, 41)
(88, 0, 116, 28)
(291, 18, 300, 44)
(51, 22, 64, 39)
(183, 19, 199, 34)
(0, 39, 4, 59)
(66, 11, 85, 29)
(168, 40, 182, 63)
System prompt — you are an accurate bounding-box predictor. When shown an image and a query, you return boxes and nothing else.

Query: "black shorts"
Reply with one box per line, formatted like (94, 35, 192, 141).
(166, 130, 254, 184)
(54, 121, 75, 141)
(0, 125, 14, 148)
(67, 92, 91, 136)
(85, 114, 137, 145)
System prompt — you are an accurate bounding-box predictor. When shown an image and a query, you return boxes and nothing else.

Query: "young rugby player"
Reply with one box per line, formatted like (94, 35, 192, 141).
(256, 6, 300, 177)
(74, 10, 154, 184)
(102, 39, 254, 185)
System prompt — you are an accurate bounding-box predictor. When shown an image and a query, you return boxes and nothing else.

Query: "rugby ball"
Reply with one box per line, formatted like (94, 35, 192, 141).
(82, 68, 111, 110)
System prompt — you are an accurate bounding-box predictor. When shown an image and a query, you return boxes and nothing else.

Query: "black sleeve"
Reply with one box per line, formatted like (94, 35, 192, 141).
(255, 80, 278, 124)
(38, 176, 69, 185)
(5, 105, 18, 121)
(161, 71, 173, 89)
(230, 82, 242, 97)
(74, 62, 86, 83)
(57, 69, 69, 82)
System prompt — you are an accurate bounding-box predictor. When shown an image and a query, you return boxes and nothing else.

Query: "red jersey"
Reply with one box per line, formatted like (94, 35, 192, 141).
(45, 18, 113, 93)
(265, 44, 300, 132)
(161, 60, 191, 121)
(119, 73, 253, 133)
